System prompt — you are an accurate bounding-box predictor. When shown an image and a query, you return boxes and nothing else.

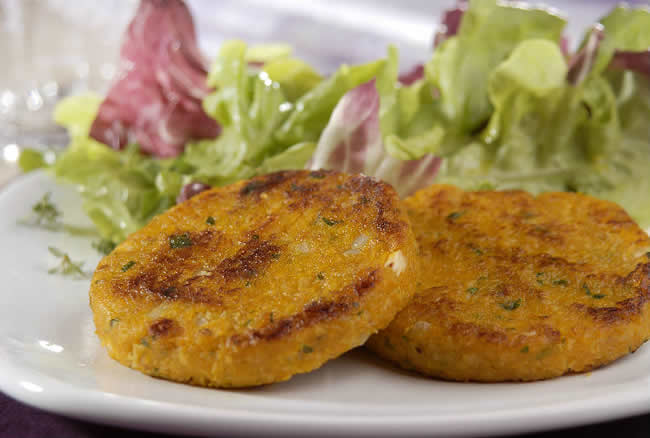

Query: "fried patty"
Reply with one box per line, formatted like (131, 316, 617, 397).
(90, 170, 418, 387)
(366, 185, 650, 382)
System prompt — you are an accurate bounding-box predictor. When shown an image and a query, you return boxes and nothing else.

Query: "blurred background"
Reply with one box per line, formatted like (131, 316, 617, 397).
(0, 0, 647, 185)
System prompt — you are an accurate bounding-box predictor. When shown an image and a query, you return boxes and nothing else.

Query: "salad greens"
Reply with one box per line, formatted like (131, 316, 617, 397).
(19, 0, 650, 247)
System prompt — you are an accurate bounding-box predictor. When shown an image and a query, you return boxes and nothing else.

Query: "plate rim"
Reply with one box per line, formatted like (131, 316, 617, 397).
(1, 171, 650, 437)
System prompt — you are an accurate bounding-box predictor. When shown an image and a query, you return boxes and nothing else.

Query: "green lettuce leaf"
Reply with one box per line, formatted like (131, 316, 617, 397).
(425, 0, 566, 135)
(22, 40, 396, 244)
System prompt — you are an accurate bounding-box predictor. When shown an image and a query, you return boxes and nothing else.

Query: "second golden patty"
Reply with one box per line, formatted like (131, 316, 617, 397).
(90, 170, 418, 387)
(367, 185, 650, 382)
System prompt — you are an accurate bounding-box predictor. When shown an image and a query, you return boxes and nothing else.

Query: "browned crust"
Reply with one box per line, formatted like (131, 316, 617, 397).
(229, 269, 380, 347)
(369, 184, 650, 382)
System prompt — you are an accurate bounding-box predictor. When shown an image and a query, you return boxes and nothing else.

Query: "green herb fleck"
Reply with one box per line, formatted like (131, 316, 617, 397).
(583, 283, 605, 299)
(401, 335, 409, 342)
(140, 338, 149, 347)
(317, 272, 325, 280)
(520, 346, 529, 353)
(31, 192, 61, 226)
(302, 345, 313, 354)
(244, 319, 252, 327)
(206, 216, 216, 225)
(473, 247, 484, 256)
(121, 261, 136, 272)
(48, 246, 88, 278)
(500, 299, 521, 311)
(245, 281, 251, 287)
(169, 233, 192, 249)
(536, 347, 553, 360)
(447, 211, 465, 221)
(290, 183, 300, 191)
(241, 181, 264, 195)
(553, 279, 569, 286)
(92, 239, 116, 255)
(161, 286, 177, 298)
(252, 234, 259, 240)
(110, 318, 120, 327)
(269, 312, 274, 323)
(646, 252, 650, 258)
(467, 287, 479, 295)
(271, 253, 281, 260)
(322, 217, 340, 226)
(536, 272, 545, 285)
(309, 171, 326, 179)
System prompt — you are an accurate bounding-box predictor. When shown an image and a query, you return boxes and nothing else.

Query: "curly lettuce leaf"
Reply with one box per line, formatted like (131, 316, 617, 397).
(309, 80, 440, 198)
(425, 0, 566, 135)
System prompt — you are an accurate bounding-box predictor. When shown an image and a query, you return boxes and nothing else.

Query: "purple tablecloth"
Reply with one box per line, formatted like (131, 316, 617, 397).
(2, 390, 650, 438)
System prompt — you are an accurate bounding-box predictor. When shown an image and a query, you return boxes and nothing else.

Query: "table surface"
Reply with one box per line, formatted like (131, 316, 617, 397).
(1, 390, 649, 438)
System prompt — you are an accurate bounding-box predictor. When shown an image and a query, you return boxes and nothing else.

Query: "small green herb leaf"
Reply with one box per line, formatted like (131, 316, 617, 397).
(447, 211, 465, 221)
(520, 346, 529, 353)
(121, 261, 136, 272)
(206, 216, 216, 225)
(31, 192, 61, 226)
(302, 345, 313, 354)
(500, 299, 521, 311)
(92, 239, 116, 255)
(48, 246, 88, 278)
(317, 272, 325, 280)
(169, 233, 192, 249)
(309, 171, 326, 179)
(472, 247, 484, 256)
(241, 181, 264, 195)
(583, 283, 606, 299)
(467, 287, 479, 295)
(322, 217, 340, 226)
(536, 272, 545, 285)
(552, 279, 569, 286)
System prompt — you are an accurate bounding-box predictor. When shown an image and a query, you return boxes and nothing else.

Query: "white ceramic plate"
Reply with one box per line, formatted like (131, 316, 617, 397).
(1, 171, 650, 437)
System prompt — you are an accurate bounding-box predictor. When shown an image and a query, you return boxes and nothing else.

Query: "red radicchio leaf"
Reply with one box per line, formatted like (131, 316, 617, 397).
(609, 49, 650, 77)
(398, 64, 424, 85)
(90, 0, 220, 158)
(433, 0, 467, 48)
(176, 181, 212, 203)
(308, 80, 441, 198)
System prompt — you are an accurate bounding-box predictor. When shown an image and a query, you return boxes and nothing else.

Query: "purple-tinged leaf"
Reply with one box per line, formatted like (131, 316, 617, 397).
(609, 50, 650, 76)
(90, 0, 220, 158)
(398, 64, 424, 85)
(177, 181, 211, 203)
(308, 80, 441, 198)
(433, 0, 467, 48)
(567, 24, 604, 85)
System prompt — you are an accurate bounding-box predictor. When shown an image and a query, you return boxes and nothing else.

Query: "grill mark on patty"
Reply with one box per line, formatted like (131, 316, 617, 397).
(573, 263, 650, 325)
(239, 171, 296, 197)
(229, 269, 380, 347)
(149, 318, 183, 338)
(217, 239, 281, 281)
(342, 175, 404, 234)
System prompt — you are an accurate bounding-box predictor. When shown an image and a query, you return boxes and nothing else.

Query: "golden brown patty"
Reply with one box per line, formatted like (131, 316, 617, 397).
(367, 185, 650, 382)
(90, 170, 418, 387)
